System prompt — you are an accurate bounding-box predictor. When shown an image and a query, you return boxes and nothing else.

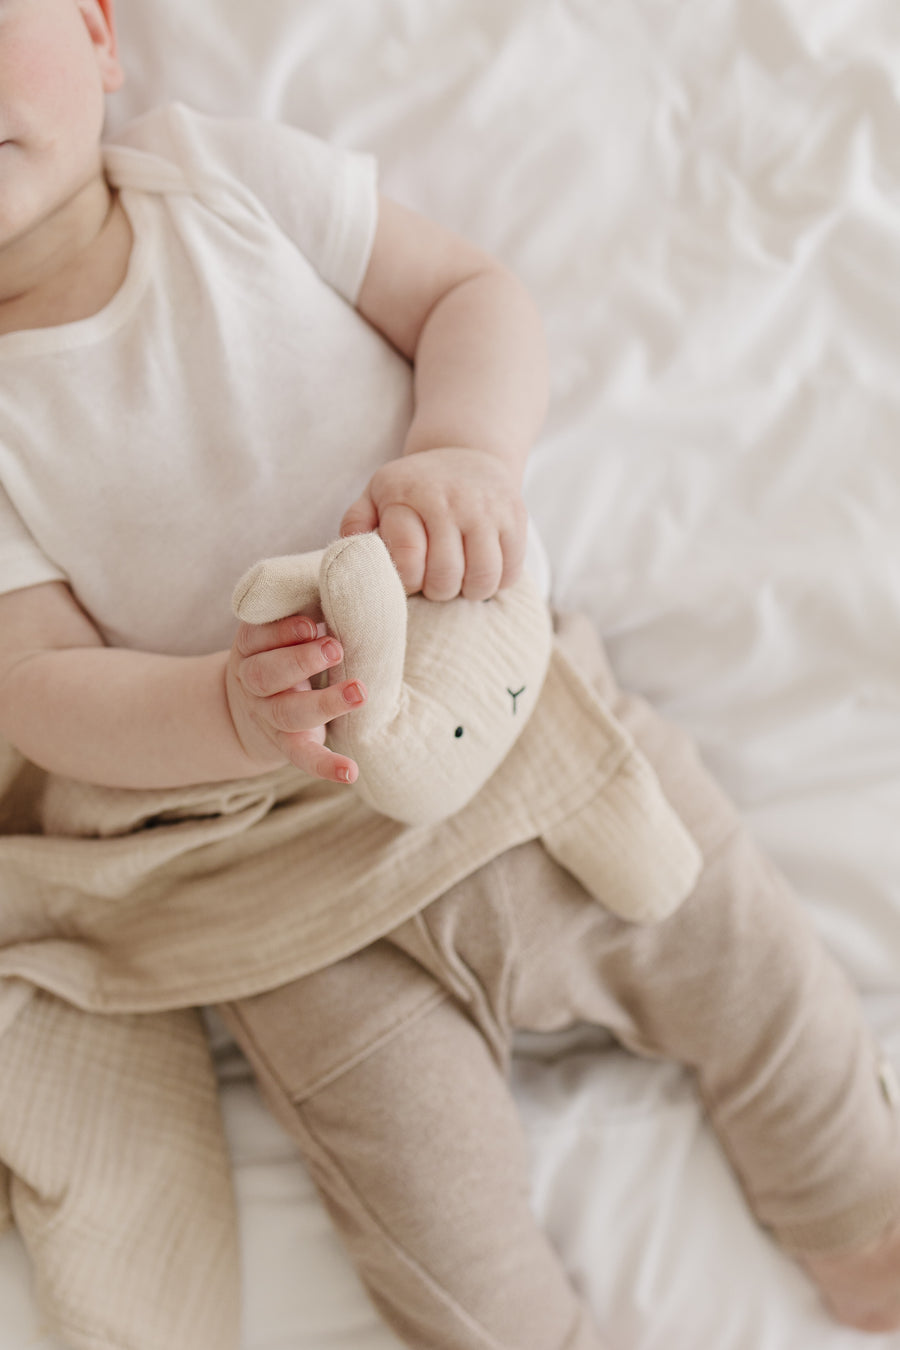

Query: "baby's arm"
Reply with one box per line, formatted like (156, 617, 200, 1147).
(0, 582, 364, 788)
(342, 199, 548, 601)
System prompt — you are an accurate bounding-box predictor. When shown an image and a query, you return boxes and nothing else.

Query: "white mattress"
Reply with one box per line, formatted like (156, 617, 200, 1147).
(4, 1, 900, 1346)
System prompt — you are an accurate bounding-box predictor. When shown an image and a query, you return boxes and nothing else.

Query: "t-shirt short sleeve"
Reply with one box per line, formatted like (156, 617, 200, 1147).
(0, 478, 66, 596)
(107, 104, 378, 305)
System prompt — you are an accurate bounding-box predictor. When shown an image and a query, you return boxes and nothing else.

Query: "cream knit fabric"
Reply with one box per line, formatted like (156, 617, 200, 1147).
(0, 994, 238, 1350)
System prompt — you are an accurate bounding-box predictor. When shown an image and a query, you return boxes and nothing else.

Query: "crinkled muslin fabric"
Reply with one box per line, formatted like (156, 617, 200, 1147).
(0, 621, 699, 1014)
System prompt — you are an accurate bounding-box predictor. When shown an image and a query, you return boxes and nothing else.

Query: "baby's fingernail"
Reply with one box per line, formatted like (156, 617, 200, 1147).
(293, 616, 317, 640)
(322, 639, 341, 662)
(343, 681, 366, 706)
(337, 765, 355, 783)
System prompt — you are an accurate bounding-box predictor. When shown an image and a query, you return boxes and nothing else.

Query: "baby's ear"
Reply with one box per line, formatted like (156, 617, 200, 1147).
(232, 551, 326, 625)
(81, 0, 125, 94)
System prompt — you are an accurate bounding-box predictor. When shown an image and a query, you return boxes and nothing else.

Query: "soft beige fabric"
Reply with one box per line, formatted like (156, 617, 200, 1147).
(0, 1161, 9, 1239)
(224, 831, 900, 1349)
(0, 625, 700, 1013)
(0, 992, 239, 1350)
(234, 534, 702, 910)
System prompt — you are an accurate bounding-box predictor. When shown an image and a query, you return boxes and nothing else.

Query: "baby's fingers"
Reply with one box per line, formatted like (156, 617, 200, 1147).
(377, 503, 428, 595)
(263, 678, 367, 737)
(340, 491, 379, 539)
(239, 634, 344, 698)
(461, 527, 504, 601)
(277, 732, 359, 785)
(421, 519, 466, 602)
(497, 512, 529, 590)
(234, 612, 320, 658)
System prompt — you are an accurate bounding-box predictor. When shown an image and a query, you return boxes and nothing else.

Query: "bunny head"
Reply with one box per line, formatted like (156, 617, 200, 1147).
(232, 533, 553, 827)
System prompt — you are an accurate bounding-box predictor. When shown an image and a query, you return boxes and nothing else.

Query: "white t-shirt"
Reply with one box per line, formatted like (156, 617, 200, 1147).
(0, 104, 414, 655)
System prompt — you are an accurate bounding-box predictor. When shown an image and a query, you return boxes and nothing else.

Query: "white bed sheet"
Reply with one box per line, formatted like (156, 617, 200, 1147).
(4, 1, 900, 1347)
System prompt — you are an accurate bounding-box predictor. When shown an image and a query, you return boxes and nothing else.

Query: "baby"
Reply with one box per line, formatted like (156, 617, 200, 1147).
(1, 2, 899, 1347)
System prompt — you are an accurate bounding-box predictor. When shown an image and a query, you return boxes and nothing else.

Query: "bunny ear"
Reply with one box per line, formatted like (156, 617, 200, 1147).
(231, 551, 326, 625)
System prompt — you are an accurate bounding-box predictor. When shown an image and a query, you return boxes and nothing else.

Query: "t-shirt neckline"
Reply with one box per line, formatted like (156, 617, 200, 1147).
(0, 189, 154, 360)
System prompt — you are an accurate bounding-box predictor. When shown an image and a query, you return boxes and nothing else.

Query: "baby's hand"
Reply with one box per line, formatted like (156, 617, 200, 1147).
(225, 613, 366, 782)
(340, 447, 528, 601)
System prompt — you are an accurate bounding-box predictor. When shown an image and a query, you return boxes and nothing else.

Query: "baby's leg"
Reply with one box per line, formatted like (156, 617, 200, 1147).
(510, 828, 900, 1331)
(222, 961, 605, 1350)
(797, 1219, 900, 1333)
(0, 990, 239, 1350)
(517, 620, 900, 1330)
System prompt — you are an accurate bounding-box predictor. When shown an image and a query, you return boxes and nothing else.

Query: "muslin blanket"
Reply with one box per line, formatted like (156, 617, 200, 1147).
(0, 618, 700, 1349)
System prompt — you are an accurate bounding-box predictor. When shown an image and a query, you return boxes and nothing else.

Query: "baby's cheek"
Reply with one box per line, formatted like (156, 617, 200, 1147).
(13, 11, 106, 142)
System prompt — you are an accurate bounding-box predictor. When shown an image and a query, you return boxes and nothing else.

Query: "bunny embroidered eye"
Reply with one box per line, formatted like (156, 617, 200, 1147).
(454, 726, 464, 738)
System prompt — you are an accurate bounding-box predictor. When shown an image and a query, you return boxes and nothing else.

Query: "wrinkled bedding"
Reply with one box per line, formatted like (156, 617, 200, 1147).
(3, 1, 900, 1346)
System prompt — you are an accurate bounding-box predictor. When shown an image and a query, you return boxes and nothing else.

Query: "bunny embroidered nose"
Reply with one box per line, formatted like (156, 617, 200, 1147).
(508, 686, 525, 714)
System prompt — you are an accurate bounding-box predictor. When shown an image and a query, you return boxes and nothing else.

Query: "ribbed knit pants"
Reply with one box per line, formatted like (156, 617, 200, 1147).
(0, 998, 239, 1350)
(222, 624, 900, 1350)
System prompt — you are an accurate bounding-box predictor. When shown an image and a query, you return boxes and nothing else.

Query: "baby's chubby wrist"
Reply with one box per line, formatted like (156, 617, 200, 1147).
(401, 439, 527, 487)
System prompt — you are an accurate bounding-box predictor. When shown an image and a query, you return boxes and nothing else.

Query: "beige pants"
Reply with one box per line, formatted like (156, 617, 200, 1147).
(222, 641, 900, 1350)
(0, 997, 239, 1350)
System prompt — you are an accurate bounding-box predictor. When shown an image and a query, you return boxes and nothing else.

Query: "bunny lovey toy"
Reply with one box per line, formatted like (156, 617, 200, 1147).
(233, 533, 702, 924)
(233, 532, 553, 828)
